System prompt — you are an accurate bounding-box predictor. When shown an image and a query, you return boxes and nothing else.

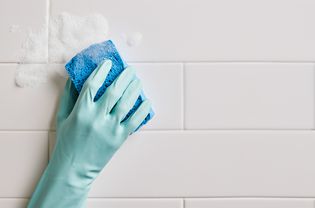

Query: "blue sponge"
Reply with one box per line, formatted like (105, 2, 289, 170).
(65, 40, 154, 130)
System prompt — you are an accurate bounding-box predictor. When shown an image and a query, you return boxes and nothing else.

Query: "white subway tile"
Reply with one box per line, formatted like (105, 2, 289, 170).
(47, 131, 315, 197)
(87, 198, 182, 208)
(0, 0, 47, 62)
(185, 198, 314, 208)
(0, 199, 29, 208)
(133, 63, 183, 129)
(0, 64, 65, 130)
(185, 63, 314, 129)
(0, 63, 180, 130)
(0, 198, 182, 208)
(0, 132, 48, 197)
(51, 0, 315, 61)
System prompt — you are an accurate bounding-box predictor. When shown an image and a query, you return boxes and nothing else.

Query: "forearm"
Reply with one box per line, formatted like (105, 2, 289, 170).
(28, 152, 91, 208)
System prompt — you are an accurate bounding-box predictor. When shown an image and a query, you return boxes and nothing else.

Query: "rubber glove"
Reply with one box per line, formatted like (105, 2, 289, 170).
(28, 60, 151, 208)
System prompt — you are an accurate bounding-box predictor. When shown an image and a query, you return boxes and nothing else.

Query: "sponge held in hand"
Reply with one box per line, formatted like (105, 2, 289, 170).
(65, 40, 154, 130)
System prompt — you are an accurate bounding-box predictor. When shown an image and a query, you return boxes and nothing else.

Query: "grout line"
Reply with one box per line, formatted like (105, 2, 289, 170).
(126, 61, 315, 64)
(182, 198, 185, 208)
(0, 130, 49, 133)
(182, 196, 315, 199)
(78, 196, 315, 199)
(0, 62, 46, 65)
(313, 64, 315, 130)
(182, 63, 185, 130)
(46, 0, 50, 63)
(1, 129, 315, 133)
(139, 129, 315, 132)
(133, 60, 315, 64)
(2, 61, 315, 64)
(1, 197, 315, 199)
(0, 197, 29, 199)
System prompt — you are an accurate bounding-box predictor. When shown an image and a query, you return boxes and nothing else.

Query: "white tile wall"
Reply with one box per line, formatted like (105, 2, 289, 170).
(185, 63, 315, 129)
(0, 132, 48, 197)
(87, 198, 183, 208)
(1, 0, 315, 207)
(135, 63, 183, 129)
(0, 64, 64, 130)
(0, 198, 183, 208)
(50, 131, 315, 197)
(0, 199, 29, 208)
(0, 63, 182, 130)
(50, 0, 315, 62)
(0, 0, 47, 62)
(185, 198, 315, 208)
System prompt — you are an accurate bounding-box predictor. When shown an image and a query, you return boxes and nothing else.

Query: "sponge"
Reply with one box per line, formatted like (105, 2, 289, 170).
(65, 40, 154, 130)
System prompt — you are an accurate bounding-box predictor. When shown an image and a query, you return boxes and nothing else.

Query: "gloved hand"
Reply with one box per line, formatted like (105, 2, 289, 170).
(28, 60, 151, 208)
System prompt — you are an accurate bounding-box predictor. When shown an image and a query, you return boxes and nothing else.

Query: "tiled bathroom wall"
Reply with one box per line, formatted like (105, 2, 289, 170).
(1, 0, 315, 207)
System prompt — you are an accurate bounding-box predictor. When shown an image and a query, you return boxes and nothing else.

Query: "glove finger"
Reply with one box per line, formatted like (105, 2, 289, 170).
(99, 66, 136, 114)
(56, 79, 78, 126)
(111, 78, 142, 122)
(80, 59, 112, 103)
(123, 99, 151, 133)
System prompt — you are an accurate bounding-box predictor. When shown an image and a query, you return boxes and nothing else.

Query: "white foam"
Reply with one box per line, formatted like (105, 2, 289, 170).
(20, 27, 48, 63)
(16, 13, 143, 87)
(15, 64, 48, 87)
(49, 13, 109, 63)
(16, 13, 109, 87)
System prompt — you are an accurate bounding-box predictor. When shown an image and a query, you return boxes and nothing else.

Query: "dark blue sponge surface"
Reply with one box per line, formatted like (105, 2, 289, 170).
(65, 40, 154, 130)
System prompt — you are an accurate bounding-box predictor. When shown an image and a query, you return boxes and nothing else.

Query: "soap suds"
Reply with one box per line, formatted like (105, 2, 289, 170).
(121, 32, 143, 47)
(16, 12, 143, 87)
(16, 13, 109, 87)
(20, 27, 48, 63)
(15, 64, 48, 87)
(15, 64, 68, 87)
(49, 13, 109, 63)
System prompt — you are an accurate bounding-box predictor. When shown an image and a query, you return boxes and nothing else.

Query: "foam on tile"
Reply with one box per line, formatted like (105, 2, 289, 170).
(49, 13, 109, 63)
(16, 13, 109, 87)
(20, 27, 48, 63)
(15, 64, 48, 87)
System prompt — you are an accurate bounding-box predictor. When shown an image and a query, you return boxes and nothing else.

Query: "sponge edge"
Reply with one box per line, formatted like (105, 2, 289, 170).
(65, 40, 154, 131)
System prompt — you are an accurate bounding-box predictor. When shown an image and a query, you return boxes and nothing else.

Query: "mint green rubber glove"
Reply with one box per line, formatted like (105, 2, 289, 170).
(28, 60, 151, 208)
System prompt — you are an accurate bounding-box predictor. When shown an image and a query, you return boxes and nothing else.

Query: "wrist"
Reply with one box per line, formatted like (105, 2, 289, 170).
(28, 152, 91, 208)
(48, 149, 94, 191)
